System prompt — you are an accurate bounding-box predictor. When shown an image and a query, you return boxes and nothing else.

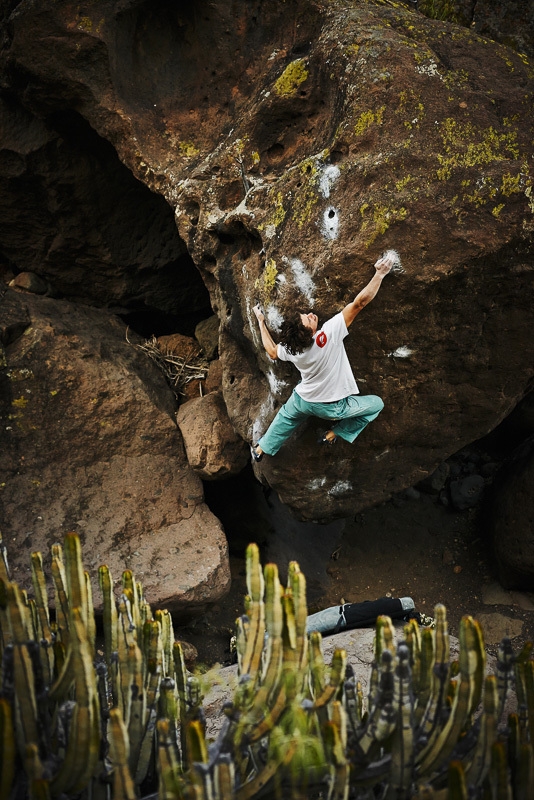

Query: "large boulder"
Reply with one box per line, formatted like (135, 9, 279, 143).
(1, 0, 533, 520)
(0, 289, 231, 614)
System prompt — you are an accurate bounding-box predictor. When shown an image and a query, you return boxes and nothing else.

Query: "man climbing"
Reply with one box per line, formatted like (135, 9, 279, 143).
(251, 253, 395, 462)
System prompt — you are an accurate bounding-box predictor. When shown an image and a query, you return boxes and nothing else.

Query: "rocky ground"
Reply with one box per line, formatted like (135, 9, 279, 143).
(175, 458, 534, 669)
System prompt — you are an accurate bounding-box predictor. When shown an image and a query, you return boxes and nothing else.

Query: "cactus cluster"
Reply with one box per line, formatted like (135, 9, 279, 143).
(0, 535, 533, 799)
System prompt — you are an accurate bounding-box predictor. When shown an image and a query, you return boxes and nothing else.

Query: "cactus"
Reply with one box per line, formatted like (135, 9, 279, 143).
(0, 534, 532, 799)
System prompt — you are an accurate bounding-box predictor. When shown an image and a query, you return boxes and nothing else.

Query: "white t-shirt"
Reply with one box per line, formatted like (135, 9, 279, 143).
(277, 312, 359, 402)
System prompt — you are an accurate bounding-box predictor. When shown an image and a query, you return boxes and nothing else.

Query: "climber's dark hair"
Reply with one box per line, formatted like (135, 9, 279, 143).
(280, 311, 314, 356)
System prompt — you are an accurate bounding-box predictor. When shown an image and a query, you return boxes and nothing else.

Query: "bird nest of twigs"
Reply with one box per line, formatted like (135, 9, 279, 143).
(130, 333, 209, 400)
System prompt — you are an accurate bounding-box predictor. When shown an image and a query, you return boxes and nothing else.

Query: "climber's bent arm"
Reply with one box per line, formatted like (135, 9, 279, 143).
(342, 256, 393, 328)
(253, 304, 278, 359)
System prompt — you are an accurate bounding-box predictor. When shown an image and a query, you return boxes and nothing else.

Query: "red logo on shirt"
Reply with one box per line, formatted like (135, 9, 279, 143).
(316, 331, 328, 348)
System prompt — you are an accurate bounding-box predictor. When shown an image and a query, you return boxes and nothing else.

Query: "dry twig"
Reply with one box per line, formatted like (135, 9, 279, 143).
(128, 332, 209, 400)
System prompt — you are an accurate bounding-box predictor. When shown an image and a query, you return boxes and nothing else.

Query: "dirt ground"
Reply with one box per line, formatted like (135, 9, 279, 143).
(175, 465, 534, 669)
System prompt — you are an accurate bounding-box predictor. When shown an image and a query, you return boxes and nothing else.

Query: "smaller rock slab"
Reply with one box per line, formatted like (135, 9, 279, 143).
(177, 392, 249, 480)
(476, 613, 523, 645)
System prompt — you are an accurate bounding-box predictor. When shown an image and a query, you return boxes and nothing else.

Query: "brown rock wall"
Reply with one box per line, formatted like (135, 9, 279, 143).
(0, 0, 533, 521)
(0, 290, 230, 612)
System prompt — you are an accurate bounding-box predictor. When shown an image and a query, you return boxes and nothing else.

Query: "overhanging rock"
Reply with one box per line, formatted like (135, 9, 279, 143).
(1, 0, 533, 520)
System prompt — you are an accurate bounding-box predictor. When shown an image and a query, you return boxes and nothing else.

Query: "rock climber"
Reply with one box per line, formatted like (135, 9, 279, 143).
(251, 253, 395, 462)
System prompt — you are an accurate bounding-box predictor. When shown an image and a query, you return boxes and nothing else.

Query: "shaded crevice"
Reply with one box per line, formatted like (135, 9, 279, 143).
(0, 105, 213, 338)
(118, 302, 212, 339)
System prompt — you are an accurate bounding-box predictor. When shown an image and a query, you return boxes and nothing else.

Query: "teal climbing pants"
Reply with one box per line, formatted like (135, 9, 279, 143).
(257, 390, 384, 456)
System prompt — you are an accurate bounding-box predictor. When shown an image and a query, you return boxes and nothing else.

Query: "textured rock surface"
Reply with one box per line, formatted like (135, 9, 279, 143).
(177, 392, 249, 480)
(156, 332, 202, 360)
(470, 0, 534, 58)
(488, 438, 534, 590)
(0, 0, 533, 522)
(0, 289, 231, 614)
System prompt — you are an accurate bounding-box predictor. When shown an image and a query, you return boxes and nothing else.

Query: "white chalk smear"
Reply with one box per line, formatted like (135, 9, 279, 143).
(265, 304, 284, 332)
(308, 477, 327, 490)
(251, 372, 287, 443)
(388, 346, 413, 359)
(319, 164, 340, 199)
(252, 397, 274, 444)
(320, 207, 339, 240)
(267, 368, 288, 395)
(381, 248, 404, 273)
(289, 258, 316, 305)
(328, 480, 353, 497)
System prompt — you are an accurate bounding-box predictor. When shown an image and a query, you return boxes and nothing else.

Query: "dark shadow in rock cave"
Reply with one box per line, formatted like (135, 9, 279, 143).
(1, 104, 214, 336)
(202, 464, 346, 606)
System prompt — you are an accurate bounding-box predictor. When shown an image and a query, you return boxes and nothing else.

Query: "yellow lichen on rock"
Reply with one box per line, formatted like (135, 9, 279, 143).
(259, 191, 286, 233)
(500, 173, 521, 196)
(289, 158, 323, 229)
(179, 141, 200, 158)
(360, 203, 408, 246)
(436, 118, 521, 181)
(273, 59, 309, 97)
(12, 396, 28, 409)
(78, 16, 93, 32)
(354, 106, 386, 137)
(254, 259, 278, 303)
(395, 176, 412, 191)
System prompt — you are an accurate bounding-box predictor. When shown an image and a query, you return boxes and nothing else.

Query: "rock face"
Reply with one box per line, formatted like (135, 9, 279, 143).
(1, 0, 534, 523)
(177, 392, 249, 480)
(488, 438, 534, 590)
(0, 289, 231, 614)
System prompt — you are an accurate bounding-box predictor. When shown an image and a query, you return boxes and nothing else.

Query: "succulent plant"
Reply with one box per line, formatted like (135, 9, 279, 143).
(0, 534, 532, 799)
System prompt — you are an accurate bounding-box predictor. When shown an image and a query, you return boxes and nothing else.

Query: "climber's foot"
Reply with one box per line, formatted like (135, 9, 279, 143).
(251, 444, 263, 462)
(317, 429, 337, 446)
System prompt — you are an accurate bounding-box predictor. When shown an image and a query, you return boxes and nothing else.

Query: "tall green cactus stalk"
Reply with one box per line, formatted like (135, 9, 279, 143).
(0, 533, 533, 799)
(389, 643, 416, 797)
(50, 608, 101, 795)
(109, 707, 137, 800)
(99, 565, 118, 667)
(63, 533, 89, 629)
(462, 675, 497, 787)
(417, 616, 484, 779)
(239, 544, 265, 681)
(50, 545, 69, 645)
(30, 553, 54, 686)
(0, 697, 15, 800)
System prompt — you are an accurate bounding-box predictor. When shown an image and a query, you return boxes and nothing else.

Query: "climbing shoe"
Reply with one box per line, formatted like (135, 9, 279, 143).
(250, 444, 263, 462)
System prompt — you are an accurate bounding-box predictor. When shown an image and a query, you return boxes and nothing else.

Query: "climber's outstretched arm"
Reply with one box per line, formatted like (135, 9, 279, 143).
(253, 304, 278, 359)
(342, 255, 394, 328)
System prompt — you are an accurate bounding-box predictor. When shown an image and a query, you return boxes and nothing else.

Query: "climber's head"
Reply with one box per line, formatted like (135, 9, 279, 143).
(279, 311, 316, 355)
